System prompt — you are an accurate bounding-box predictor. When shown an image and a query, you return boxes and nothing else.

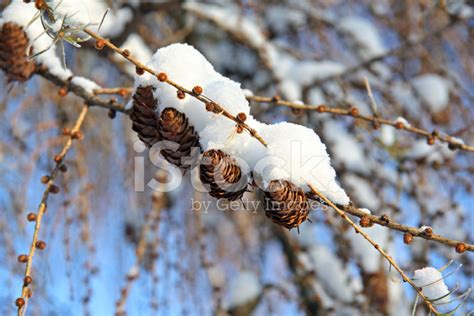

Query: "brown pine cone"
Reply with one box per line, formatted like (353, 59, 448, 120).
(158, 107, 200, 170)
(130, 87, 200, 170)
(264, 180, 309, 230)
(130, 85, 161, 148)
(199, 149, 248, 201)
(0, 22, 36, 82)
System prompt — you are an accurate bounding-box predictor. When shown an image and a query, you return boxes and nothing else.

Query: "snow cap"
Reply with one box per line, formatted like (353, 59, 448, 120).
(132, 43, 350, 205)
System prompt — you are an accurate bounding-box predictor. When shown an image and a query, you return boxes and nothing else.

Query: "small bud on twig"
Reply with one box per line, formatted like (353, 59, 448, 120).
(18, 254, 28, 263)
(61, 127, 71, 136)
(35, 0, 45, 10)
(135, 66, 144, 76)
(58, 87, 68, 97)
(423, 227, 433, 237)
(95, 39, 105, 50)
(15, 297, 25, 308)
(59, 164, 68, 173)
(192, 86, 203, 95)
(71, 131, 83, 140)
(177, 90, 185, 99)
(359, 215, 372, 227)
(27, 213, 37, 222)
(350, 107, 359, 116)
(23, 276, 32, 286)
(206, 102, 216, 112)
(395, 122, 404, 129)
(49, 184, 60, 194)
(157, 72, 167, 82)
(403, 233, 413, 244)
(236, 112, 247, 123)
(316, 105, 326, 113)
(455, 242, 466, 253)
(118, 88, 128, 97)
(35, 241, 46, 250)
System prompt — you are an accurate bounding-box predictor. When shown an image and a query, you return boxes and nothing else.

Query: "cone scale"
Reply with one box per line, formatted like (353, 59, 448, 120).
(158, 107, 200, 171)
(199, 149, 247, 201)
(264, 180, 309, 230)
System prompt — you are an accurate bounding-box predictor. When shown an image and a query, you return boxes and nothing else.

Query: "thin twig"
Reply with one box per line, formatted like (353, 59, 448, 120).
(35, 60, 473, 252)
(93, 87, 132, 96)
(247, 95, 473, 152)
(83, 29, 268, 147)
(37, 67, 129, 113)
(364, 77, 378, 116)
(308, 184, 439, 315)
(17, 105, 89, 316)
(342, 205, 473, 252)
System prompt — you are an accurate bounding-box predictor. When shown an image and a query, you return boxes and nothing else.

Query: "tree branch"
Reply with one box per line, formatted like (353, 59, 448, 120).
(83, 29, 268, 147)
(247, 95, 473, 153)
(308, 184, 440, 315)
(37, 68, 129, 114)
(17, 105, 89, 316)
(341, 204, 473, 252)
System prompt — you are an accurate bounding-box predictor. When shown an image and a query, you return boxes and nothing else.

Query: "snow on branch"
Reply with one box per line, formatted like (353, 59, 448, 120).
(0, 1, 128, 113)
(3, 2, 471, 314)
(128, 43, 350, 205)
(413, 267, 451, 303)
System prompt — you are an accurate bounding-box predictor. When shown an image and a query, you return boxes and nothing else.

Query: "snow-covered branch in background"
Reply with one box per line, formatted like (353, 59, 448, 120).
(0, 1, 128, 113)
(1, 1, 472, 315)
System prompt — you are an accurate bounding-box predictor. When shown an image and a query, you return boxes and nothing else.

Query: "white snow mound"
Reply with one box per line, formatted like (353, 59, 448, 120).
(131, 44, 350, 205)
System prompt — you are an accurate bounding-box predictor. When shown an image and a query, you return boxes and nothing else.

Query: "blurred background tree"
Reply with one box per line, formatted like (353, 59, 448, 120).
(0, 0, 473, 315)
